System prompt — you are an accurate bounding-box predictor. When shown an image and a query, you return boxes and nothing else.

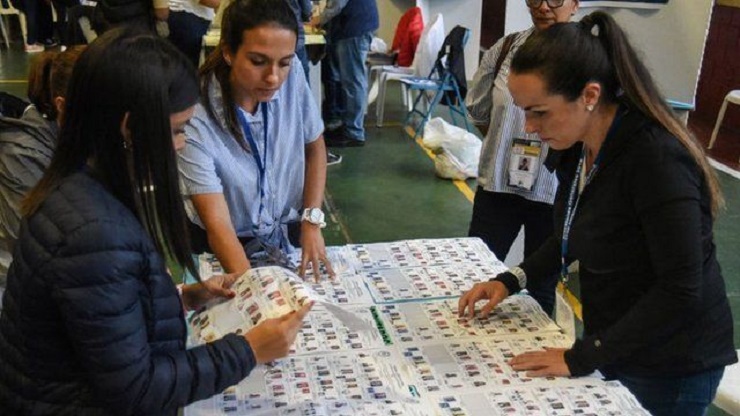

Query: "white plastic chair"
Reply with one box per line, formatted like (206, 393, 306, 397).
(0, 0, 27, 49)
(708, 90, 740, 162)
(373, 13, 445, 127)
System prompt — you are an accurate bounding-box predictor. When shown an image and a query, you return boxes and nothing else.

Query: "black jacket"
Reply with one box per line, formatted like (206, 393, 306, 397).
(522, 108, 736, 377)
(0, 172, 256, 415)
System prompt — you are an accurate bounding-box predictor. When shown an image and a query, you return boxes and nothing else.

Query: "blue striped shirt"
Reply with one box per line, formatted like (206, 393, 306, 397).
(466, 28, 558, 204)
(177, 58, 323, 252)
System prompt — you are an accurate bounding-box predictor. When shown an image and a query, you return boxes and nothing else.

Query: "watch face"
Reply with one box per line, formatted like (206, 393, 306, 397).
(309, 209, 324, 223)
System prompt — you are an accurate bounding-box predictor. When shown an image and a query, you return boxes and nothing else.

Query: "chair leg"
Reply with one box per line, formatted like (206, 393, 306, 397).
(376, 73, 388, 127)
(709, 98, 729, 149)
(414, 89, 445, 139)
(0, 16, 9, 49)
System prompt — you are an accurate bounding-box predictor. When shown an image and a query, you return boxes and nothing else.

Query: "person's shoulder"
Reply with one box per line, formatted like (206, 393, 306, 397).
(31, 173, 144, 248)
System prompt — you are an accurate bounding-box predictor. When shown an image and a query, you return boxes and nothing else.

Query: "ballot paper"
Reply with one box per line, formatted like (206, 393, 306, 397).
(348, 238, 500, 270)
(399, 333, 584, 394)
(376, 295, 561, 344)
(184, 349, 434, 416)
(363, 263, 508, 304)
(188, 266, 372, 346)
(432, 382, 650, 415)
(199, 252, 374, 306)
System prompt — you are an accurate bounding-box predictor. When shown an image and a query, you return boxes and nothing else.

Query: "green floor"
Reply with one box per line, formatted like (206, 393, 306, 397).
(2, 45, 738, 415)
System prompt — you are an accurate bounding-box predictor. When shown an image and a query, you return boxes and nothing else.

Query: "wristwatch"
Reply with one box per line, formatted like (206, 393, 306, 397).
(301, 207, 326, 228)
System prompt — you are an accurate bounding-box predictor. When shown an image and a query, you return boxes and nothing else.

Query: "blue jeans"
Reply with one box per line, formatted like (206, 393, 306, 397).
(324, 32, 372, 140)
(611, 367, 724, 416)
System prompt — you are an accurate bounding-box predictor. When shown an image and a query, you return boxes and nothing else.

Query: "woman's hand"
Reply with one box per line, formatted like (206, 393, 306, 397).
(457, 281, 509, 319)
(181, 273, 238, 311)
(245, 302, 314, 364)
(508, 347, 571, 377)
(299, 223, 335, 282)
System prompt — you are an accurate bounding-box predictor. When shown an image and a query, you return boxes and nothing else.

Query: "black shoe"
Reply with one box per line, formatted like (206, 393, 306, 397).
(323, 126, 342, 142)
(327, 151, 342, 166)
(325, 129, 365, 148)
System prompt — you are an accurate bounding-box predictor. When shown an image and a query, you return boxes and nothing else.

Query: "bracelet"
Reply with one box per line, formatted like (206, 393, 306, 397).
(509, 266, 527, 290)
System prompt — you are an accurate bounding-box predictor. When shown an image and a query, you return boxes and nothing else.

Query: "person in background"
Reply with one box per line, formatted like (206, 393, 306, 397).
(459, 12, 736, 416)
(313, 0, 378, 147)
(0, 46, 85, 308)
(178, 0, 333, 278)
(286, 0, 312, 80)
(466, 0, 580, 315)
(159, 0, 221, 67)
(11, 0, 56, 52)
(0, 28, 311, 415)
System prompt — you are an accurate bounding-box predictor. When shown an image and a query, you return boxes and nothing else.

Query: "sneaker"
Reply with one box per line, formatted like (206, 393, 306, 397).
(327, 151, 342, 166)
(325, 128, 365, 148)
(24, 43, 44, 53)
(41, 38, 58, 48)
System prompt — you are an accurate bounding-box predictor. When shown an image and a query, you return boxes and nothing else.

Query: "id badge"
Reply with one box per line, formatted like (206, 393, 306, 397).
(508, 138, 542, 191)
(555, 284, 576, 343)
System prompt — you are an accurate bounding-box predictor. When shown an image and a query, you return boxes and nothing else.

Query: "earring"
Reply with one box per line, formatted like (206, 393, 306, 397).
(586, 105, 594, 112)
(225, 58, 232, 66)
(122, 140, 131, 150)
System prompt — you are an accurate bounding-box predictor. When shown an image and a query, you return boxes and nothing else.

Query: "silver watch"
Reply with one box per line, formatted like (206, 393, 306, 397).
(301, 207, 326, 228)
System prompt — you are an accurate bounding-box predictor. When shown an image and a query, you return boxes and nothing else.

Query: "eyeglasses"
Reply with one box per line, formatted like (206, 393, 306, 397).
(526, 0, 565, 9)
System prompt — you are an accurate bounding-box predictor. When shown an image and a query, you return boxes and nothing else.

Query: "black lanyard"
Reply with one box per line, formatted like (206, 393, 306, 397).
(237, 102, 269, 227)
(560, 107, 626, 284)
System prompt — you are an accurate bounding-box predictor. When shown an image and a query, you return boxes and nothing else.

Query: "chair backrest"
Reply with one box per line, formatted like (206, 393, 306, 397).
(391, 7, 424, 67)
(411, 13, 445, 79)
(429, 26, 471, 104)
(0, 0, 21, 15)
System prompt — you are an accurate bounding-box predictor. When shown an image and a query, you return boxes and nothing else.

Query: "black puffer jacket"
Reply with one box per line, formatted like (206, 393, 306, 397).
(0, 172, 256, 415)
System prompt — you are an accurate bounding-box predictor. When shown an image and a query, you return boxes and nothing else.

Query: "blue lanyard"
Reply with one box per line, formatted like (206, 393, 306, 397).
(237, 102, 269, 227)
(560, 107, 626, 284)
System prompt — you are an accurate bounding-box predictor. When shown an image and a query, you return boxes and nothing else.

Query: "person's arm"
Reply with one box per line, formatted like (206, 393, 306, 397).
(178, 120, 250, 274)
(198, 0, 220, 10)
(299, 136, 333, 279)
(465, 38, 507, 135)
(564, 139, 706, 376)
(152, 0, 169, 20)
(316, 0, 348, 26)
(47, 219, 255, 414)
(191, 193, 251, 274)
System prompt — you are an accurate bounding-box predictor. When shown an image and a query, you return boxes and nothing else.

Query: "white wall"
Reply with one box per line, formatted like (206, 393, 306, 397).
(503, 0, 713, 105)
(415, 0, 483, 80)
(376, 0, 415, 45)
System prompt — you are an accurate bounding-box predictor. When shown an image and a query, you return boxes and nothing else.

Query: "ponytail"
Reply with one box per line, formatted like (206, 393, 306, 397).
(512, 11, 724, 216)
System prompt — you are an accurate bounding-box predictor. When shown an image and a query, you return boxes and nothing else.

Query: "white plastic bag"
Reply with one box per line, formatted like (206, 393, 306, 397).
(422, 117, 481, 179)
(370, 37, 388, 54)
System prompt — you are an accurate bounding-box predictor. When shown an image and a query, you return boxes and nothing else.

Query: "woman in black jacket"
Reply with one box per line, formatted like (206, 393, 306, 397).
(458, 12, 736, 416)
(0, 28, 310, 415)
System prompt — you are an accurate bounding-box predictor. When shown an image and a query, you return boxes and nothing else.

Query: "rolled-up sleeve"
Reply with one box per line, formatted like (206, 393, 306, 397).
(178, 120, 223, 196)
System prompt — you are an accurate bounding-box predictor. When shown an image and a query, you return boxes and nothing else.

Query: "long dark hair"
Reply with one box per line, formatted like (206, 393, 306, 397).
(22, 28, 201, 278)
(511, 11, 723, 216)
(199, 0, 298, 151)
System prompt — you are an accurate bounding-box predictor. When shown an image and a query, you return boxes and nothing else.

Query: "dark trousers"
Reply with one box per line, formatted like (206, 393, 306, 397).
(167, 11, 210, 68)
(469, 187, 557, 314)
(608, 367, 724, 416)
(15, 0, 53, 44)
(188, 221, 302, 255)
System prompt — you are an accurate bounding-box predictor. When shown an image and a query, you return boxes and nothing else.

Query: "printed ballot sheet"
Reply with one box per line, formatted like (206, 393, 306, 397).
(363, 263, 508, 303)
(188, 266, 371, 346)
(185, 349, 433, 416)
(432, 382, 651, 416)
(293, 306, 385, 355)
(400, 333, 581, 394)
(376, 295, 561, 344)
(348, 238, 500, 270)
(199, 252, 374, 306)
